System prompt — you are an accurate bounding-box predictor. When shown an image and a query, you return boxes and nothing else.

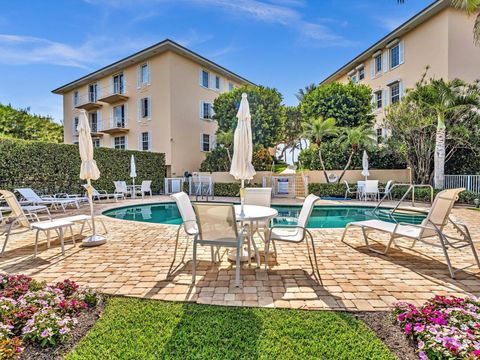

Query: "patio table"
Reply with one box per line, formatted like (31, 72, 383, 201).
(228, 205, 278, 267)
(127, 185, 142, 199)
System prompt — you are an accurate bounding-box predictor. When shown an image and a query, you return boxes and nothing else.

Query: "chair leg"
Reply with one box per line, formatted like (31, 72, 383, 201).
(235, 243, 241, 287)
(438, 233, 455, 279)
(306, 231, 320, 280)
(34, 230, 40, 257)
(192, 241, 197, 284)
(264, 239, 270, 270)
(1, 224, 14, 256)
(340, 224, 352, 243)
(59, 228, 65, 255)
(46, 230, 51, 249)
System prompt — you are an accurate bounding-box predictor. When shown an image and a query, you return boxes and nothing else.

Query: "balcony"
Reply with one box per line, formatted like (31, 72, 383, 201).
(72, 119, 104, 137)
(101, 117, 129, 134)
(74, 92, 102, 111)
(97, 83, 129, 104)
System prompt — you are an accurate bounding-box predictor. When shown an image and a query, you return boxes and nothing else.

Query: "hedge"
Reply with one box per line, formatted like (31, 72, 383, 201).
(0, 137, 166, 194)
(308, 183, 477, 205)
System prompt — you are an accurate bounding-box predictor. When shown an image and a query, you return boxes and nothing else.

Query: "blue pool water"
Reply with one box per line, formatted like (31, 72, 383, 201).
(103, 202, 427, 229)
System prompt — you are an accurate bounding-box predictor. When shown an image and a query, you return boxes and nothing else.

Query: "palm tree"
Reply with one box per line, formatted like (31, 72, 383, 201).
(302, 116, 338, 182)
(295, 83, 317, 101)
(216, 130, 234, 163)
(398, 0, 480, 44)
(408, 77, 480, 188)
(337, 125, 376, 182)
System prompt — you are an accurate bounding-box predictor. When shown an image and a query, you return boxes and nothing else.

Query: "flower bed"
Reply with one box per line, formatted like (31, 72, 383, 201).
(0, 274, 99, 359)
(393, 296, 480, 359)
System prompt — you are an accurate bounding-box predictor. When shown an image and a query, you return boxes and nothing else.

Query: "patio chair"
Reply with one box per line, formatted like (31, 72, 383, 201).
(244, 187, 272, 242)
(344, 181, 357, 199)
(192, 203, 247, 287)
(362, 180, 379, 201)
(0, 190, 75, 257)
(84, 185, 125, 201)
(379, 180, 394, 200)
(170, 192, 198, 271)
(114, 181, 130, 198)
(16, 188, 80, 212)
(138, 181, 153, 198)
(265, 194, 320, 279)
(341, 188, 480, 279)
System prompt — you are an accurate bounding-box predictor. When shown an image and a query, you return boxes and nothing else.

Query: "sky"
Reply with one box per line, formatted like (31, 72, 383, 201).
(0, 0, 433, 123)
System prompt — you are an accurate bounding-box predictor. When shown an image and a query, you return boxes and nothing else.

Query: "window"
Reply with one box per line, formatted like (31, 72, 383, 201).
(73, 117, 79, 133)
(73, 91, 79, 106)
(141, 132, 150, 151)
(140, 97, 150, 119)
(113, 105, 125, 128)
(376, 128, 383, 143)
(374, 90, 383, 109)
(113, 73, 124, 94)
(92, 138, 100, 148)
(201, 133, 210, 152)
(350, 74, 357, 84)
(201, 102, 213, 120)
(89, 112, 98, 132)
(215, 75, 220, 90)
(139, 63, 149, 86)
(201, 70, 209, 88)
(389, 82, 400, 104)
(358, 67, 365, 81)
(390, 44, 400, 69)
(228, 82, 234, 92)
(374, 54, 382, 74)
(88, 83, 97, 102)
(114, 136, 126, 150)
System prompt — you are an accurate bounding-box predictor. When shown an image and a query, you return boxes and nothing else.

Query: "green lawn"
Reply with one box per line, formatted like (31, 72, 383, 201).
(66, 297, 395, 360)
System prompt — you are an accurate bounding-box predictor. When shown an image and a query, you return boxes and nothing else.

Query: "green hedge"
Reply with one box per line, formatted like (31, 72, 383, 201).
(0, 137, 166, 194)
(308, 183, 477, 204)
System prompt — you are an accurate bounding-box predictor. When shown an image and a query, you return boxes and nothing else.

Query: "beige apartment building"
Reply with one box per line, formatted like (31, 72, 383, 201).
(320, 0, 480, 142)
(53, 39, 252, 176)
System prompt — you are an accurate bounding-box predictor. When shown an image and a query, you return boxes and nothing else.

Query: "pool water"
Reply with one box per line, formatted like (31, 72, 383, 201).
(103, 203, 427, 229)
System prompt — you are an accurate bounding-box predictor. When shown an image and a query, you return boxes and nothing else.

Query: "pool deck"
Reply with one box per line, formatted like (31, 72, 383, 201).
(1, 195, 479, 312)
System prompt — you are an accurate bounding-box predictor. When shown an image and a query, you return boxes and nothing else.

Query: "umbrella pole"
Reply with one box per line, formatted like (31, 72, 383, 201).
(240, 179, 245, 217)
(88, 179, 97, 235)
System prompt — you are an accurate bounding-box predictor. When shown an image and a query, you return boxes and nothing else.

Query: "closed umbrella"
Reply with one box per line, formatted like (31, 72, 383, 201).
(78, 109, 106, 246)
(130, 155, 137, 198)
(360, 150, 369, 202)
(230, 93, 256, 216)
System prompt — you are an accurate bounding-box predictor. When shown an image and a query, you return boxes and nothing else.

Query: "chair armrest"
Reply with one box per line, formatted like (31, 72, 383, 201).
(98, 190, 108, 195)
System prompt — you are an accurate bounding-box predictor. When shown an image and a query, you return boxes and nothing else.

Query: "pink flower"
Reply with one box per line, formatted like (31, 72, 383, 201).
(418, 351, 428, 360)
(414, 323, 425, 333)
(404, 323, 413, 335)
(40, 329, 51, 338)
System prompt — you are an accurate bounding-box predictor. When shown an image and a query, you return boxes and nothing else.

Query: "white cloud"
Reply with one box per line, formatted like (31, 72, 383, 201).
(176, 29, 213, 47)
(376, 16, 403, 32)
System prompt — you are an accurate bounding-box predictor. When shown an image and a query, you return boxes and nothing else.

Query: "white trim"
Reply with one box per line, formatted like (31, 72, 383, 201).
(200, 68, 210, 88)
(200, 133, 211, 152)
(386, 38, 400, 48)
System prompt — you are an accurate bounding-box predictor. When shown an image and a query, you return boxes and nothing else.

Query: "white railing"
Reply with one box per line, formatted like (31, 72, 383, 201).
(108, 116, 127, 129)
(75, 91, 101, 106)
(164, 178, 184, 194)
(189, 176, 214, 200)
(445, 175, 480, 193)
(72, 119, 102, 135)
(99, 83, 128, 98)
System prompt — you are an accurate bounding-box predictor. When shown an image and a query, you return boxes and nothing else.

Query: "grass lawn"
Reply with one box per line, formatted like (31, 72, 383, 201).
(66, 297, 395, 360)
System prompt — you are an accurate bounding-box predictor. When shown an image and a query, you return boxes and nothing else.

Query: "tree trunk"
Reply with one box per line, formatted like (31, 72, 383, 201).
(318, 149, 330, 183)
(434, 114, 446, 189)
(337, 151, 355, 183)
(226, 148, 232, 164)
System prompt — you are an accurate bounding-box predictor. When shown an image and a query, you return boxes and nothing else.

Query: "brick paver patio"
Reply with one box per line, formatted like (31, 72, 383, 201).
(1, 196, 479, 312)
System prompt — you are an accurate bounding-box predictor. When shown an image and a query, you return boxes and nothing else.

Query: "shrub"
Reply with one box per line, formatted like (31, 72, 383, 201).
(0, 137, 165, 194)
(200, 147, 273, 172)
(252, 147, 273, 171)
(392, 296, 480, 359)
(308, 183, 347, 198)
(214, 182, 262, 197)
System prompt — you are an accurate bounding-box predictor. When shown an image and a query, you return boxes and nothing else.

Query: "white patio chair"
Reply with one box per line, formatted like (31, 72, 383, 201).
(357, 181, 365, 200)
(192, 203, 247, 287)
(138, 181, 153, 198)
(0, 190, 75, 257)
(114, 181, 130, 198)
(379, 180, 394, 200)
(344, 181, 357, 199)
(169, 192, 198, 274)
(16, 188, 80, 212)
(265, 194, 320, 279)
(244, 187, 272, 242)
(341, 188, 480, 278)
(84, 185, 125, 201)
(363, 180, 379, 201)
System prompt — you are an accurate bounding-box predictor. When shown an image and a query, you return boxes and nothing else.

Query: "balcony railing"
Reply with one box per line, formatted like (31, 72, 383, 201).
(97, 83, 129, 104)
(72, 119, 104, 136)
(101, 117, 129, 134)
(74, 91, 102, 111)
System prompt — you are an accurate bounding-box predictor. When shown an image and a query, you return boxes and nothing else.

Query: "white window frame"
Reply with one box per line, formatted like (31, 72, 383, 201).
(200, 69, 209, 88)
(113, 135, 127, 150)
(358, 67, 365, 81)
(389, 81, 401, 104)
(92, 138, 101, 148)
(374, 90, 383, 109)
(389, 41, 404, 70)
(139, 131, 151, 151)
(376, 128, 383, 143)
(228, 82, 234, 92)
(214, 75, 221, 90)
(372, 54, 382, 78)
(200, 133, 211, 152)
(112, 104, 127, 128)
(73, 91, 79, 107)
(73, 116, 79, 134)
(200, 101, 214, 120)
(137, 62, 150, 88)
(139, 96, 151, 120)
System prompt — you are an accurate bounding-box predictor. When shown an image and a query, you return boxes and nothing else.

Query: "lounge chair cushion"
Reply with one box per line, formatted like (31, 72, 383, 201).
(349, 220, 425, 239)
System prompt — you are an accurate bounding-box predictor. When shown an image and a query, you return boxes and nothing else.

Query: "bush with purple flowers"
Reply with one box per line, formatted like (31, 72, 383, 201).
(0, 273, 99, 359)
(393, 296, 480, 359)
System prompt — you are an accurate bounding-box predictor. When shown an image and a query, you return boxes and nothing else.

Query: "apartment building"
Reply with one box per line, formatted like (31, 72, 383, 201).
(53, 39, 253, 176)
(320, 0, 480, 142)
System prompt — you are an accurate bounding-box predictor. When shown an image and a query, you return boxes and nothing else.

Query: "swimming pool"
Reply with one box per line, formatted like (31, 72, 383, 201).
(103, 202, 427, 229)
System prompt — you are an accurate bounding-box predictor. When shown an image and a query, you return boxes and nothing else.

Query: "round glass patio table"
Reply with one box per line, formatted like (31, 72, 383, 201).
(228, 205, 278, 265)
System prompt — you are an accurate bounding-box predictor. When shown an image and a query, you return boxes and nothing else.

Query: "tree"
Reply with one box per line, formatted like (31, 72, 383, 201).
(398, 0, 480, 44)
(0, 103, 63, 143)
(215, 130, 234, 163)
(337, 125, 376, 182)
(214, 85, 285, 148)
(279, 106, 304, 160)
(295, 83, 317, 101)
(406, 74, 480, 188)
(300, 82, 374, 128)
(302, 116, 338, 182)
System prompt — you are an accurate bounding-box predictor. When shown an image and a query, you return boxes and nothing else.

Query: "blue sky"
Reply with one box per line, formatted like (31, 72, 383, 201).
(0, 0, 432, 123)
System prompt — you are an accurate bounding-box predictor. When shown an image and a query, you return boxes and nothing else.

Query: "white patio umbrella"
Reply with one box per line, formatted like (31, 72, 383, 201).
(77, 110, 106, 246)
(130, 155, 137, 197)
(361, 150, 369, 180)
(230, 93, 256, 216)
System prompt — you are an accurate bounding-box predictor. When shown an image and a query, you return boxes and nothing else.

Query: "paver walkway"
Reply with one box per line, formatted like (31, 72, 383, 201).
(1, 196, 479, 311)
